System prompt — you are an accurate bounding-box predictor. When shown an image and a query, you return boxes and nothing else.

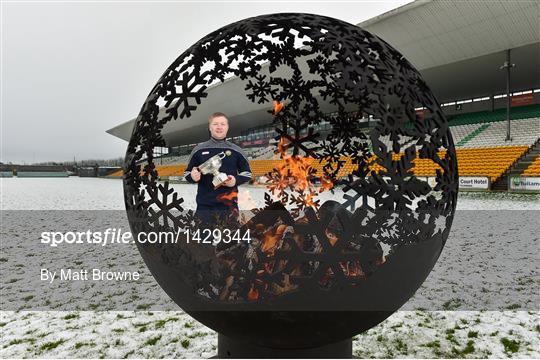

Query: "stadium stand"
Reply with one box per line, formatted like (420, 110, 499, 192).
(107, 106, 540, 189)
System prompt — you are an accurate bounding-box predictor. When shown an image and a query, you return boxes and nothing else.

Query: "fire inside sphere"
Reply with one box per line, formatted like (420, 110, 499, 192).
(124, 13, 458, 349)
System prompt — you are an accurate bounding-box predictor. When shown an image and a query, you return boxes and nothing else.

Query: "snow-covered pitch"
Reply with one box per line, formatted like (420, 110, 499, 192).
(1, 178, 539, 358)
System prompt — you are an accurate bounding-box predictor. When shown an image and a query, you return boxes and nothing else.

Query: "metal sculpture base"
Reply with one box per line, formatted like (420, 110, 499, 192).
(216, 334, 353, 358)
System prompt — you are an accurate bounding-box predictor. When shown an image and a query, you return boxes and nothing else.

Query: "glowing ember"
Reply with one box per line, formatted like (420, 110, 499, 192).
(247, 284, 259, 300)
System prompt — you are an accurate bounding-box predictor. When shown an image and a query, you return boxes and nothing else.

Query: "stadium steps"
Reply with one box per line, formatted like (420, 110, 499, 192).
(509, 139, 540, 175)
(456, 123, 490, 147)
(522, 155, 540, 176)
(491, 139, 540, 190)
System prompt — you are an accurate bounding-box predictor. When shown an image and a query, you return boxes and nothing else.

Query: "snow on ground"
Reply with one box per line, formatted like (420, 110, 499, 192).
(1, 311, 538, 359)
(2, 177, 540, 211)
(1, 177, 539, 358)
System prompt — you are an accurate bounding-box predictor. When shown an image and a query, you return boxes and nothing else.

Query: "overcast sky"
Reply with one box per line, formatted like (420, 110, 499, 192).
(1, 0, 412, 164)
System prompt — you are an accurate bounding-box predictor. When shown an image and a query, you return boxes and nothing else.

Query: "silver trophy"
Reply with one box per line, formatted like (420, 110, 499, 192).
(197, 151, 230, 189)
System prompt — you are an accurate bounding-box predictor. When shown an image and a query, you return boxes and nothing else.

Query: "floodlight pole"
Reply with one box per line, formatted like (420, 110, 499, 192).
(500, 49, 515, 141)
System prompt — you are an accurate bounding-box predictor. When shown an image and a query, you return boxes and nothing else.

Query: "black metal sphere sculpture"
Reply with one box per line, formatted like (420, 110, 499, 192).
(124, 13, 458, 353)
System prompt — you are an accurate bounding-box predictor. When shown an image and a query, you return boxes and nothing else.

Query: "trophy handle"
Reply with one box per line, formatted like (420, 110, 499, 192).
(218, 152, 227, 160)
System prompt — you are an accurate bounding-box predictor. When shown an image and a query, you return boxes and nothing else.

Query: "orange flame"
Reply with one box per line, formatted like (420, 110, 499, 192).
(272, 100, 284, 116)
(320, 175, 334, 192)
(275, 136, 288, 156)
(303, 192, 318, 208)
(268, 136, 329, 209)
(216, 191, 238, 206)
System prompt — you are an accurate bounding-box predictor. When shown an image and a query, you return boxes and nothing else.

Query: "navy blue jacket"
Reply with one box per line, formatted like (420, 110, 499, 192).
(184, 137, 252, 209)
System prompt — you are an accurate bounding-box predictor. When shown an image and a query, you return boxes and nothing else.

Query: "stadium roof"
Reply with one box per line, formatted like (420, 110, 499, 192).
(358, 0, 539, 69)
(358, 0, 540, 102)
(108, 0, 540, 146)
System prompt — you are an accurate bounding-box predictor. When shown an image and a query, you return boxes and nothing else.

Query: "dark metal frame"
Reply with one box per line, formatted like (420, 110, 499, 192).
(123, 13, 458, 351)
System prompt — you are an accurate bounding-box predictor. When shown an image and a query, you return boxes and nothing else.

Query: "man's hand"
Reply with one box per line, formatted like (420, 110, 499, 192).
(190, 167, 201, 182)
(223, 175, 236, 187)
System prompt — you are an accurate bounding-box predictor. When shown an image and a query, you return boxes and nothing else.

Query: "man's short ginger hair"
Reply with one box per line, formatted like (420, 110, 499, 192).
(208, 112, 229, 124)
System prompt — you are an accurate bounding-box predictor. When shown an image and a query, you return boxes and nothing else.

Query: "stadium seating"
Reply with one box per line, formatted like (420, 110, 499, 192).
(451, 123, 484, 146)
(413, 146, 529, 183)
(457, 117, 539, 148)
(377, 115, 539, 150)
(246, 146, 528, 184)
(455, 123, 490, 147)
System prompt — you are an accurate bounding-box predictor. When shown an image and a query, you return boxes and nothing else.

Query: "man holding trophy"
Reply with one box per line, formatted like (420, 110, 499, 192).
(184, 112, 252, 223)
